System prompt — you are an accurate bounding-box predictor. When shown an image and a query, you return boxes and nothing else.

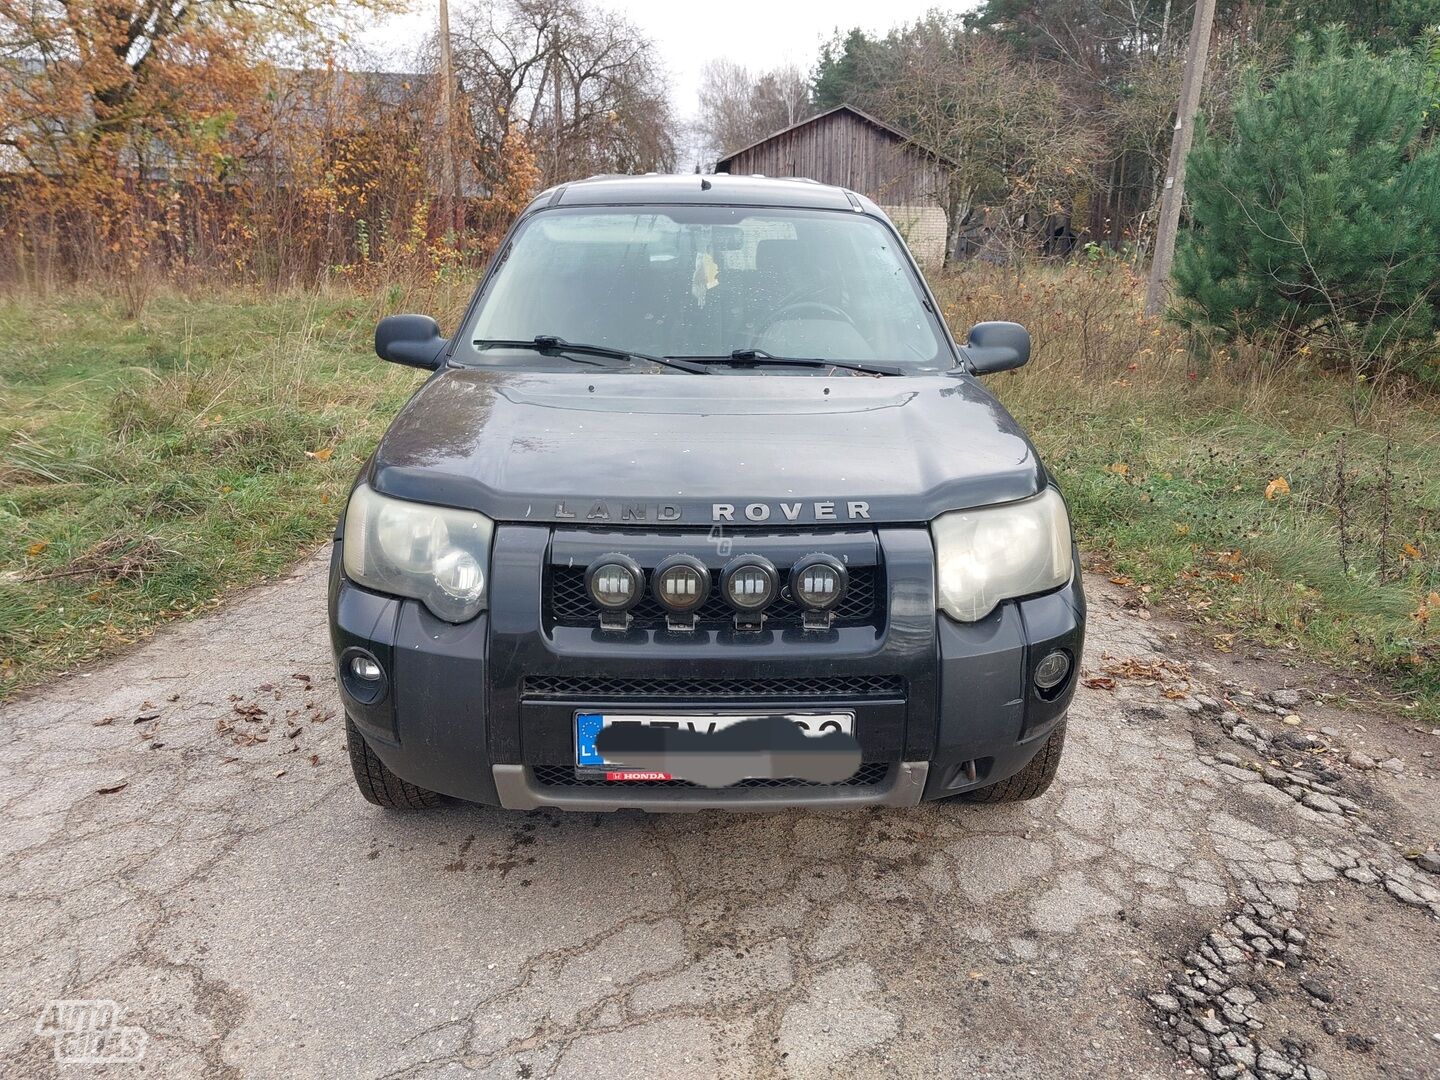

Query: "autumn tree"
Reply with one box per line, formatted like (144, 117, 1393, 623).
(243, 69, 444, 282)
(810, 15, 1100, 257)
(955, 0, 1438, 247)
(0, 0, 399, 295)
(446, 0, 676, 188)
(696, 60, 812, 161)
(474, 123, 541, 252)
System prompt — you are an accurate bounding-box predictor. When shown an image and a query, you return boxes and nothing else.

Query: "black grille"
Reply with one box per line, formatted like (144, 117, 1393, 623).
(531, 763, 891, 789)
(522, 674, 905, 701)
(548, 564, 879, 630)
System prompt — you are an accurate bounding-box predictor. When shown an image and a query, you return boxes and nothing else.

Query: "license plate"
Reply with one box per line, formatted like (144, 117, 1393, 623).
(574, 711, 855, 768)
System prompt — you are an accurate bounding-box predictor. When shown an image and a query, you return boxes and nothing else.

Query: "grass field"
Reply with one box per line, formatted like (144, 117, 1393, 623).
(934, 263, 1440, 716)
(0, 290, 435, 693)
(3, 271, 1438, 717)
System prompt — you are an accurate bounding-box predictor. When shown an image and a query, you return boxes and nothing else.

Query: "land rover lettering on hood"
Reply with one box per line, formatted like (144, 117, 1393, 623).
(330, 173, 1084, 813)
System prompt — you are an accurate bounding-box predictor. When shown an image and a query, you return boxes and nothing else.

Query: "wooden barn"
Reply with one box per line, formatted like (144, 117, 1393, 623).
(713, 104, 955, 266)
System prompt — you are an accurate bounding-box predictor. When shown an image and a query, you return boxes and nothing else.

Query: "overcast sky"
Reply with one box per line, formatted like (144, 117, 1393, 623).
(357, 0, 951, 127)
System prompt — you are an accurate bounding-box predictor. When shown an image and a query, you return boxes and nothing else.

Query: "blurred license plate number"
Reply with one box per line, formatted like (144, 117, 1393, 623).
(573, 712, 854, 768)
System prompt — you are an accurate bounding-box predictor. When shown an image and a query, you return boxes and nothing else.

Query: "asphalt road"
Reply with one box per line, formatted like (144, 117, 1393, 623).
(2, 550, 1438, 1079)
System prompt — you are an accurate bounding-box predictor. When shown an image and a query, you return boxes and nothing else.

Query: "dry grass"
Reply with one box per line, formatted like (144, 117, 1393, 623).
(0, 282, 468, 695)
(935, 261, 1440, 714)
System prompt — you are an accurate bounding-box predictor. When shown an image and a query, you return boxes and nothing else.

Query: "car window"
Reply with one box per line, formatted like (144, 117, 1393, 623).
(461, 205, 951, 369)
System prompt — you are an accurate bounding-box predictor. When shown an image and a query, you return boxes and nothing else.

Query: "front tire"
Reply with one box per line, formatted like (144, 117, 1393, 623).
(346, 716, 442, 810)
(955, 718, 1067, 803)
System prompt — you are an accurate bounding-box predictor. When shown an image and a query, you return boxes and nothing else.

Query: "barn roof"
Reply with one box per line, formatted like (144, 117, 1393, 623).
(714, 103, 958, 172)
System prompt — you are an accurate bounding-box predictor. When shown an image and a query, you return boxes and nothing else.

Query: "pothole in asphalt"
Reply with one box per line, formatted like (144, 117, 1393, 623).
(1148, 878, 1440, 1080)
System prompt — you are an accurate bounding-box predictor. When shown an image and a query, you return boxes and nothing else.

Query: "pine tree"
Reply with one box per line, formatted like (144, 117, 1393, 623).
(1172, 32, 1440, 357)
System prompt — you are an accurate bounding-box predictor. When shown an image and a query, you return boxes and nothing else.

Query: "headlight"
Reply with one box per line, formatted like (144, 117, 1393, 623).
(932, 488, 1072, 622)
(342, 484, 494, 623)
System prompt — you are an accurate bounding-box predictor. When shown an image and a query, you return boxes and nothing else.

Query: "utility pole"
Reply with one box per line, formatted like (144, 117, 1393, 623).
(437, 0, 462, 240)
(1144, 0, 1218, 317)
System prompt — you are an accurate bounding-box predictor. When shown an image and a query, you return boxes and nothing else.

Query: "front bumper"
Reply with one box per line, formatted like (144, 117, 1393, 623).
(329, 525, 1085, 811)
(491, 762, 930, 811)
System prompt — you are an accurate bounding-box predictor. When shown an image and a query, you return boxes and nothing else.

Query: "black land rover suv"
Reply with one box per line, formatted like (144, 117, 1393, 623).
(330, 174, 1084, 812)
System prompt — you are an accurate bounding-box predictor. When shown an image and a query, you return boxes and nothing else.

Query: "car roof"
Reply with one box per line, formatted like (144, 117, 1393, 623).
(532, 173, 868, 213)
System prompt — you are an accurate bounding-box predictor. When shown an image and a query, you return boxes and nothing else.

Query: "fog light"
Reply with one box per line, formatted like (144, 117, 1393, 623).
(340, 648, 388, 706)
(350, 655, 383, 681)
(1034, 650, 1071, 692)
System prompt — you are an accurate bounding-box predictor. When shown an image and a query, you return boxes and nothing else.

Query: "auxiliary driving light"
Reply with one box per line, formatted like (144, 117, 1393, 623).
(790, 554, 848, 611)
(586, 554, 644, 612)
(721, 555, 779, 611)
(652, 554, 711, 619)
(790, 554, 848, 630)
(1034, 649, 1072, 693)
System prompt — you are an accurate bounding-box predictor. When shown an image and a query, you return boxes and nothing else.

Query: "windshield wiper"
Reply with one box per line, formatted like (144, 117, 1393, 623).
(678, 349, 903, 377)
(472, 336, 708, 374)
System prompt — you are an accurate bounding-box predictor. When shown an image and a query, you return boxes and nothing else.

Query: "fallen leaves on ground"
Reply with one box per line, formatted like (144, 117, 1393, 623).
(1081, 654, 1195, 699)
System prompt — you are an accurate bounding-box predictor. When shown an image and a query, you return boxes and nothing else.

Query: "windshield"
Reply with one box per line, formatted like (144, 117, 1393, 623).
(461, 205, 952, 369)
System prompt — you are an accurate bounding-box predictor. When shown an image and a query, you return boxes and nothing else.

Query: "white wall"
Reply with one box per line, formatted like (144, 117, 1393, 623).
(881, 205, 947, 269)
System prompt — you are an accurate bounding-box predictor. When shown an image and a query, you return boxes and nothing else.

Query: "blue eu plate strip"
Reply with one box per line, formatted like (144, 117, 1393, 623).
(575, 712, 605, 767)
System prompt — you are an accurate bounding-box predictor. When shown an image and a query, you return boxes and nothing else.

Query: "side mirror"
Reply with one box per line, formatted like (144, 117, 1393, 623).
(375, 314, 447, 370)
(964, 321, 1031, 375)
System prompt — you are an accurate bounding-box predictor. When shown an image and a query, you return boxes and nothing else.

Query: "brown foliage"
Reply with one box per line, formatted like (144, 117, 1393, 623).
(0, 0, 625, 301)
(474, 124, 541, 254)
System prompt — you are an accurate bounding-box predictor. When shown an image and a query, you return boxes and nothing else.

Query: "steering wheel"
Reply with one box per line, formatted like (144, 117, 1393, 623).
(758, 300, 857, 337)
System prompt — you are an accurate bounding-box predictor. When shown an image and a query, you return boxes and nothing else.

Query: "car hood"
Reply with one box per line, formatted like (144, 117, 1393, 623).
(367, 368, 1046, 526)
